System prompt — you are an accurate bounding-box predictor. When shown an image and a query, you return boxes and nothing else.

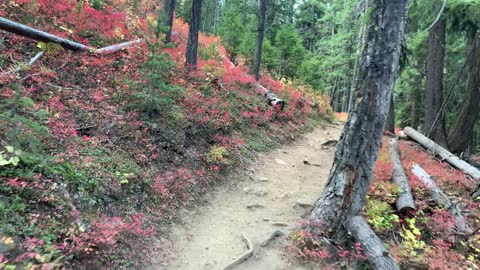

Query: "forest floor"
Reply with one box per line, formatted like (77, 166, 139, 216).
(148, 123, 343, 270)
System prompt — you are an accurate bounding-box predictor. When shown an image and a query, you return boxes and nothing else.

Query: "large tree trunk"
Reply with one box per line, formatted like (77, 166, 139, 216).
(252, 0, 267, 81)
(424, 18, 448, 148)
(309, 0, 408, 241)
(448, 32, 480, 154)
(163, 0, 176, 43)
(186, 0, 202, 68)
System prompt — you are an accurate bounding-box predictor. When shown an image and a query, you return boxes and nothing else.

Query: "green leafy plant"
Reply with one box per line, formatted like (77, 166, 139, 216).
(365, 199, 399, 231)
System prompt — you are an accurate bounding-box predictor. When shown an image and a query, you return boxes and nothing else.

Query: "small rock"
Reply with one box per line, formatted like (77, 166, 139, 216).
(263, 218, 270, 222)
(258, 176, 269, 182)
(243, 187, 253, 194)
(295, 201, 313, 208)
(246, 203, 265, 209)
(275, 159, 286, 165)
(254, 189, 268, 197)
(272, 222, 288, 227)
(281, 192, 293, 200)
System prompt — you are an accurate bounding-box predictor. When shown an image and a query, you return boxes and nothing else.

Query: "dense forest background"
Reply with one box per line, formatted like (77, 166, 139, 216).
(177, 0, 480, 154)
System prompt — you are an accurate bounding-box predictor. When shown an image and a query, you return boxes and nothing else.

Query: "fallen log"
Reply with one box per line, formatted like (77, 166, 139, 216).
(345, 216, 400, 270)
(411, 164, 473, 235)
(404, 127, 480, 181)
(0, 17, 91, 51)
(255, 82, 285, 110)
(0, 17, 144, 55)
(387, 138, 416, 214)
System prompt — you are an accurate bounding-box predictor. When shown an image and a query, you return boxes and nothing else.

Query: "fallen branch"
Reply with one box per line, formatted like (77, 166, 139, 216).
(345, 216, 400, 270)
(387, 138, 416, 214)
(404, 127, 480, 181)
(0, 17, 144, 55)
(411, 164, 473, 236)
(13, 51, 44, 72)
(222, 233, 253, 270)
(255, 82, 285, 110)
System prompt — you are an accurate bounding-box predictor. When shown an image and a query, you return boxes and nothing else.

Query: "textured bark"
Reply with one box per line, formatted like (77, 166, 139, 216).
(163, 0, 176, 43)
(424, 18, 448, 148)
(186, 0, 202, 68)
(253, 0, 267, 81)
(404, 127, 480, 181)
(448, 33, 480, 154)
(388, 138, 416, 214)
(346, 216, 400, 270)
(411, 164, 473, 236)
(309, 0, 408, 240)
(385, 94, 395, 133)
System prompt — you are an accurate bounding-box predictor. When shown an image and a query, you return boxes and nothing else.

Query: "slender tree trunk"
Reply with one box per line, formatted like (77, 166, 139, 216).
(186, 0, 202, 68)
(411, 88, 421, 130)
(163, 0, 176, 43)
(448, 32, 480, 154)
(242, 0, 247, 26)
(212, 0, 220, 33)
(252, 0, 267, 81)
(424, 18, 448, 148)
(348, 0, 369, 112)
(309, 0, 408, 239)
(385, 93, 395, 133)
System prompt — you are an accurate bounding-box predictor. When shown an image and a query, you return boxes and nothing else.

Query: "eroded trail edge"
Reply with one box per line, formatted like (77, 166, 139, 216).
(152, 124, 342, 270)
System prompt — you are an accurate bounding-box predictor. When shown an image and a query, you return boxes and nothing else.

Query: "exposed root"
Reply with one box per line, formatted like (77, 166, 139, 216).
(222, 233, 253, 270)
(260, 230, 284, 247)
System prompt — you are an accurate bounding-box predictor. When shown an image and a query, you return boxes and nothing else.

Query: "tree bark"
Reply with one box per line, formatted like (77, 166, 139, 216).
(309, 0, 408, 241)
(163, 0, 176, 43)
(345, 216, 400, 270)
(186, 0, 202, 68)
(388, 138, 416, 214)
(404, 127, 480, 181)
(448, 32, 480, 154)
(252, 0, 267, 81)
(385, 93, 395, 133)
(424, 18, 448, 148)
(411, 164, 473, 236)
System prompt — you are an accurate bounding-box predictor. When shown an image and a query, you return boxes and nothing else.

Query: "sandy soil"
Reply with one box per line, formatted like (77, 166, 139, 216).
(148, 124, 342, 270)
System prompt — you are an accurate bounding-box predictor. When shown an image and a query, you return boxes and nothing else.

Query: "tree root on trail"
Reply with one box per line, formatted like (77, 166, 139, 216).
(222, 233, 253, 270)
(222, 230, 284, 270)
(260, 230, 284, 247)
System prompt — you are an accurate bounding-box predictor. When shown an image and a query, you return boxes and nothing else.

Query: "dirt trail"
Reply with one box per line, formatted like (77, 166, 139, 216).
(150, 124, 342, 270)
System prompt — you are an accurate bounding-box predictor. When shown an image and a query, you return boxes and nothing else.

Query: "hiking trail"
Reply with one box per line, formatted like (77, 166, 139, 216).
(150, 124, 342, 270)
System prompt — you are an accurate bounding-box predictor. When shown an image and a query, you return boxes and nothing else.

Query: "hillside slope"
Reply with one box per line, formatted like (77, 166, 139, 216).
(0, 1, 331, 269)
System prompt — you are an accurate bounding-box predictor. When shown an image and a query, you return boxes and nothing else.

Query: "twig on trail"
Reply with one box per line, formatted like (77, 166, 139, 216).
(222, 233, 253, 270)
(260, 230, 284, 247)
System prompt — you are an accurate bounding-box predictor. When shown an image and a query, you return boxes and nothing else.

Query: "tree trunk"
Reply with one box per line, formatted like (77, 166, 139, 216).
(309, 0, 408, 241)
(252, 0, 267, 81)
(411, 88, 421, 130)
(388, 138, 416, 214)
(186, 0, 202, 68)
(348, 0, 369, 112)
(385, 93, 395, 133)
(404, 127, 480, 181)
(345, 216, 400, 270)
(448, 32, 480, 154)
(163, 0, 176, 43)
(424, 18, 448, 148)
